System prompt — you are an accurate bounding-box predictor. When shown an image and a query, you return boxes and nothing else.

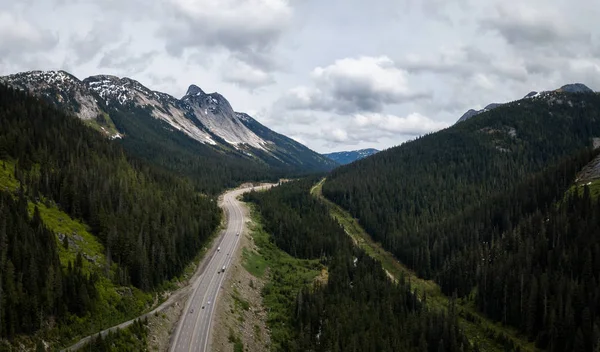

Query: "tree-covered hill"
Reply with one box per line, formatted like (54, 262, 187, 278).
(1, 70, 337, 194)
(0, 84, 221, 344)
(244, 179, 477, 352)
(322, 90, 600, 350)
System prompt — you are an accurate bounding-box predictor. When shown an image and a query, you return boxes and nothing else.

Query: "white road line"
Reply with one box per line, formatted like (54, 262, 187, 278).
(170, 186, 272, 352)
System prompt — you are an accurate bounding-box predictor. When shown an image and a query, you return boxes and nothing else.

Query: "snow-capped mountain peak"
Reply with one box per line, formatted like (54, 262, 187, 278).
(185, 84, 206, 97)
(183, 86, 268, 150)
(1, 70, 338, 171)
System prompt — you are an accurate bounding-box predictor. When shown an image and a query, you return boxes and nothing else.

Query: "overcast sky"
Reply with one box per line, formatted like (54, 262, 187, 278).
(1, 0, 599, 153)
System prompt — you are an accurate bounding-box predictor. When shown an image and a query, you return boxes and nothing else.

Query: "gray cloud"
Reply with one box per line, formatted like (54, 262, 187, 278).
(279, 56, 430, 114)
(160, 0, 291, 72)
(69, 19, 124, 65)
(399, 46, 529, 83)
(98, 41, 158, 76)
(273, 111, 448, 150)
(3, 0, 600, 153)
(483, 3, 590, 50)
(0, 11, 58, 59)
(221, 58, 275, 90)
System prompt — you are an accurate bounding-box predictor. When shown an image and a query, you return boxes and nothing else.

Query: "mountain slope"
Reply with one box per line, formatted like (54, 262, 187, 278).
(325, 87, 600, 258)
(1, 70, 336, 180)
(323, 148, 379, 165)
(321, 87, 600, 351)
(0, 84, 220, 348)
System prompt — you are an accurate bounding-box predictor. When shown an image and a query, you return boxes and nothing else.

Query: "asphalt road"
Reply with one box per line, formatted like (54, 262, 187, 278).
(170, 185, 270, 352)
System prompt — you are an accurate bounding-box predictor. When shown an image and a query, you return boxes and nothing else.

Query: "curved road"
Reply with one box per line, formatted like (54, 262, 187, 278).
(62, 184, 271, 352)
(170, 185, 271, 352)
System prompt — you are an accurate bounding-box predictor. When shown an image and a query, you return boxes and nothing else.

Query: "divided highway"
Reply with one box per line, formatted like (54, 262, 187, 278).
(170, 185, 270, 352)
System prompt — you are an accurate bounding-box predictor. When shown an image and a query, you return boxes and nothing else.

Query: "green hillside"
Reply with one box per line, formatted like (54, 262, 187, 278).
(0, 84, 220, 349)
(322, 91, 600, 351)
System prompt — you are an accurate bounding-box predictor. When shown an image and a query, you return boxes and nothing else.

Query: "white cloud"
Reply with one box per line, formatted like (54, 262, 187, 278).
(3, 0, 600, 152)
(353, 112, 449, 135)
(280, 56, 429, 113)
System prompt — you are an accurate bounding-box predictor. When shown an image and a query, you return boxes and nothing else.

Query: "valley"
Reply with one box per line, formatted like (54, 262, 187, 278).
(1, 68, 600, 352)
(3, 0, 600, 350)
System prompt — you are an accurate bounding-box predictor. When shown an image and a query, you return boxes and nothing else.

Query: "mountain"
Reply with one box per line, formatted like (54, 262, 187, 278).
(1, 71, 337, 180)
(456, 83, 594, 123)
(0, 84, 221, 348)
(321, 87, 600, 351)
(456, 103, 503, 123)
(323, 148, 379, 165)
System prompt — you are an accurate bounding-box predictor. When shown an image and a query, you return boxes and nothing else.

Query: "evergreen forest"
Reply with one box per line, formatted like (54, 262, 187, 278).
(245, 179, 477, 352)
(322, 92, 600, 350)
(0, 85, 220, 341)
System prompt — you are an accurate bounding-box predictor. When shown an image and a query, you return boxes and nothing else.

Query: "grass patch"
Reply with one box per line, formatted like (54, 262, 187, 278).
(242, 247, 268, 278)
(564, 179, 600, 200)
(311, 178, 536, 352)
(244, 206, 321, 351)
(0, 159, 155, 348)
(0, 160, 19, 191)
(85, 112, 120, 136)
(29, 201, 107, 275)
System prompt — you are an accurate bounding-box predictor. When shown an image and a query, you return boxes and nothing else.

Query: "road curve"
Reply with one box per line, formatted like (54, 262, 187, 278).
(170, 184, 272, 352)
(62, 184, 272, 352)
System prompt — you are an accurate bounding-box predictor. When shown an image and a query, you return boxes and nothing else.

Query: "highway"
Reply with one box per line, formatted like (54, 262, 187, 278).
(170, 185, 270, 352)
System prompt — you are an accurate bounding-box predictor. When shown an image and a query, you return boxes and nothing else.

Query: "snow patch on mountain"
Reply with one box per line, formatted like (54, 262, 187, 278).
(86, 76, 136, 105)
(3, 70, 104, 121)
(84, 75, 217, 145)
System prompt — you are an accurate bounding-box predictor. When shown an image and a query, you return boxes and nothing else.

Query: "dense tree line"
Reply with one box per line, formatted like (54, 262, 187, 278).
(476, 187, 600, 351)
(426, 148, 596, 295)
(244, 178, 353, 259)
(322, 92, 600, 349)
(0, 190, 96, 338)
(245, 179, 476, 352)
(0, 85, 220, 291)
(81, 318, 148, 352)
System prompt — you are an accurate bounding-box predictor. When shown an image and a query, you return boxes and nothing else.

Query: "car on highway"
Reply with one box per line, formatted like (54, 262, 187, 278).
(217, 246, 221, 252)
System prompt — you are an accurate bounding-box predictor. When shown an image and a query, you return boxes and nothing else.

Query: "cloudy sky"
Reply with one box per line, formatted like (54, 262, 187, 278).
(1, 0, 599, 153)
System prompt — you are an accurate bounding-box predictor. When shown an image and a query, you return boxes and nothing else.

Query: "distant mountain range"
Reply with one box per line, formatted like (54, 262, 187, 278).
(323, 148, 379, 165)
(0, 70, 337, 173)
(456, 83, 595, 123)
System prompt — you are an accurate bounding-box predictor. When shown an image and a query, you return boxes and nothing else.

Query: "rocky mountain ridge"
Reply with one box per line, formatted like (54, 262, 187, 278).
(1, 70, 336, 171)
(456, 83, 596, 123)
